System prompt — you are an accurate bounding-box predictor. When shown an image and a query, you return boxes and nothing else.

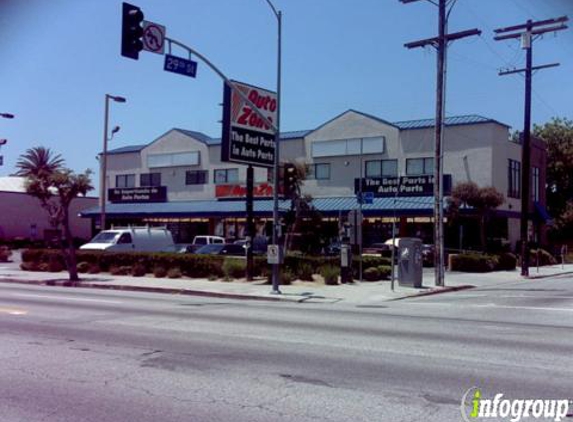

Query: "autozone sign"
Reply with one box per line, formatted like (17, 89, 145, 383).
(221, 80, 277, 168)
(215, 183, 274, 198)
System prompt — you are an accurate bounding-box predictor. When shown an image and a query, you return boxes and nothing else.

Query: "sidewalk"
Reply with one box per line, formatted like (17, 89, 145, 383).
(1, 259, 572, 305)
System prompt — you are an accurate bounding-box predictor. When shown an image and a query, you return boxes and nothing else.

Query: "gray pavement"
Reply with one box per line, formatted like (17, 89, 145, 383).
(1, 252, 572, 304)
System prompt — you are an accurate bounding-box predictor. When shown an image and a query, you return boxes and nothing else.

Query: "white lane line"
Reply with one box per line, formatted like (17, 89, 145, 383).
(10, 293, 122, 304)
(401, 302, 573, 312)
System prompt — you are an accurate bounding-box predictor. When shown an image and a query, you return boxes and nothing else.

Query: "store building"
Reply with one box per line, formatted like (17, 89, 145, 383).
(79, 110, 548, 250)
(0, 177, 97, 243)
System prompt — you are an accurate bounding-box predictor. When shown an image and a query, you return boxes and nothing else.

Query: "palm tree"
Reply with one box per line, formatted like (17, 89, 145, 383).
(15, 147, 64, 178)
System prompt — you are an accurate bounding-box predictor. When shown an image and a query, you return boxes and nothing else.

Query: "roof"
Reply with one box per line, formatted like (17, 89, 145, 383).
(79, 196, 435, 219)
(0, 176, 26, 193)
(106, 144, 147, 155)
(392, 114, 510, 130)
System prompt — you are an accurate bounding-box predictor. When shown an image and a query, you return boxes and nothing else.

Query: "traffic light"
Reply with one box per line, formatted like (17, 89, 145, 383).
(121, 2, 144, 60)
(282, 163, 297, 197)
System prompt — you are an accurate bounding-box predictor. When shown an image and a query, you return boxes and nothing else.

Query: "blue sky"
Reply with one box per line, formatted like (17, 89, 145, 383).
(1, 0, 572, 186)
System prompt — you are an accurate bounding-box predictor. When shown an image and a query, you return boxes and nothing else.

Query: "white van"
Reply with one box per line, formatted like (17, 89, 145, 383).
(80, 227, 176, 253)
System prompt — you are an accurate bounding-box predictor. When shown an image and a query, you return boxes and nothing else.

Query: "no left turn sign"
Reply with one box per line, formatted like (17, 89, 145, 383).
(142, 21, 166, 55)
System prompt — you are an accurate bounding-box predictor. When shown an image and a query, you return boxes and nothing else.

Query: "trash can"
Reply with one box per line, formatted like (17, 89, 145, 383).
(398, 237, 423, 288)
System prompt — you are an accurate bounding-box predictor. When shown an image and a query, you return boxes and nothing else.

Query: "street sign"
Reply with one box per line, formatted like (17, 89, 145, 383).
(142, 21, 165, 54)
(164, 54, 197, 78)
(267, 244, 282, 264)
(355, 175, 453, 197)
(221, 80, 277, 168)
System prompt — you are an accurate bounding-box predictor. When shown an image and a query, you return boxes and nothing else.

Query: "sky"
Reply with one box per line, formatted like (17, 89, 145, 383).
(1, 0, 572, 189)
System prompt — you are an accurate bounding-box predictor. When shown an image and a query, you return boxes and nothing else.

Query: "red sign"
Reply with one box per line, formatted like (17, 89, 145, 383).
(216, 183, 274, 198)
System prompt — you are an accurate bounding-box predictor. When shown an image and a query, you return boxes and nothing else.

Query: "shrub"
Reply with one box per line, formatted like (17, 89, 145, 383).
(39, 262, 50, 272)
(87, 264, 101, 274)
(110, 265, 131, 276)
(153, 266, 168, 278)
(495, 253, 517, 271)
(320, 265, 339, 285)
(297, 262, 315, 281)
(0, 246, 12, 262)
(167, 267, 182, 279)
(377, 265, 391, 280)
(530, 249, 557, 267)
(77, 261, 90, 273)
(131, 263, 147, 277)
(223, 258, 246, 280)
(47, 257, 65, 272)
(363, 267, 381, 281)
(450, 253, 496, 272)
(20, 262, 40, 272)
(266, 270, 294, 285)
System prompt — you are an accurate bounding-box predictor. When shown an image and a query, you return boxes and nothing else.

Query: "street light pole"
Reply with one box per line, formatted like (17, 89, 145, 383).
(264, 0, 282, 294)
(100, 94, 126, 232)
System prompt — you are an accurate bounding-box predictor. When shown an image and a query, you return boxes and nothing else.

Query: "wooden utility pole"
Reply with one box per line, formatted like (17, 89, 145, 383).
(494, 16, 568, 277)
(401, 0, 481, 287)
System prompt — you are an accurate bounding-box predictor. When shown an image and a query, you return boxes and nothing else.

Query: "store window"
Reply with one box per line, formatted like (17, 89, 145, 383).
(186, 170, 208, 185)
(308, 163, 331, 180)
(214, 168, 239, 184)
(508, 159, 521, 199)
(312, 136, 385, 158)
(140, 172, 161, 187)
(365, 159, 398, 177)
(406, 157, 434, 175)
(116, 174, 135, 188)
(532, 166, 540, 202)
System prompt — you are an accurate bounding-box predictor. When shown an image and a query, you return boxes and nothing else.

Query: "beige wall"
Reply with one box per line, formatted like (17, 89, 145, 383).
(0, 192, 96, 241)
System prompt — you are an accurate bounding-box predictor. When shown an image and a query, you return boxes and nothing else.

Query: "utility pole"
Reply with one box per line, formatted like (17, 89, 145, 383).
(401, 0, 480, 287)
(494, 16, 568, 277)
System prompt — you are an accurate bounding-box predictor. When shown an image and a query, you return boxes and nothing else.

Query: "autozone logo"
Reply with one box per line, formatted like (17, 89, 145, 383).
(231, 83, 277, 134)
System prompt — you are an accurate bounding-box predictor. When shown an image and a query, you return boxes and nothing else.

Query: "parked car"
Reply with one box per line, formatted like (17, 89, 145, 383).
(194, 243, 245, 257)
(80, 227, 176, 252)
(233, 236, 268, 255)
(422, 244, 435, 266)
(181, 235, 226, 253)
(363, 242, 393, 257)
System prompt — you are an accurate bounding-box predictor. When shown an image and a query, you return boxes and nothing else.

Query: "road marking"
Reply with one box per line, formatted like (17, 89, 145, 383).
(401, 302, 573, 313)
(0, 307, 27, 315)
(10, 293, 122, 304)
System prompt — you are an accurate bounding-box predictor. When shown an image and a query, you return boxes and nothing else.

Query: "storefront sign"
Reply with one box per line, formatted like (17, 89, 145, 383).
(354, 175, 452, 197)
(216, 183, 273, 198)
(221, 80, 277, 168)
(109, 186, 167, 203)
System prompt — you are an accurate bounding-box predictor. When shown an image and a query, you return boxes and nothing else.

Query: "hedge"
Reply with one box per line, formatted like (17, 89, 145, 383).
(449, 252, 517, 272)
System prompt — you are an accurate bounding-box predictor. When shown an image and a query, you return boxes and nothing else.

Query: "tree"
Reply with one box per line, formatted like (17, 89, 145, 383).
(532, 117, 573, 240)
(16, 147, 93, 282)
(448, 182, 504, 250)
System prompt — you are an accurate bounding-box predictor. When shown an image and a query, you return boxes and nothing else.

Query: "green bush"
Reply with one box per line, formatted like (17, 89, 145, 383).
(77, 261, 90, 273)
(223, 258, 246, 280)
(363, 267, 381, 281)
(0, 246, 12, 262)
(47, 256, 65, 272)
(450, 253, 496, 272)
(377, 265, 391, 280)
(266, 270, 294, 285)
(153, 266, 167, 278)
(167, 267, 182, 279)
(131, 263, 147, 277)
(320, 265, 339, 285)
(495, 253, 517, 271)
(20, 262, 40, 272)
(87, 264, 101, 274)
(110, 265, 131, 276)
(297, 262, 315, 281)
(530, 249, 557, 267)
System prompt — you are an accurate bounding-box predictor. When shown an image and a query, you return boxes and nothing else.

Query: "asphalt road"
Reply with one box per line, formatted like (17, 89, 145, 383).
(1, 275, 572, 422)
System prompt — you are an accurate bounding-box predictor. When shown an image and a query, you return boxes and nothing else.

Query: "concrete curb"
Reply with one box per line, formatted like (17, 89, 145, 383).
(389, 284, 475, 301)
(525, 270, 573, 280)
(0, 277, 325, 303)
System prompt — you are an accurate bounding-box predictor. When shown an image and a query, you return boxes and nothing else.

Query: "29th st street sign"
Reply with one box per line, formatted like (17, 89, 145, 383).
(221, 80, 277, 168)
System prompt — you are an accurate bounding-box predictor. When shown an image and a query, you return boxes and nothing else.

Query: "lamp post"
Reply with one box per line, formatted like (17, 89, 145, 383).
(264, 0, 282, 294)
(101, 94, 126, 232)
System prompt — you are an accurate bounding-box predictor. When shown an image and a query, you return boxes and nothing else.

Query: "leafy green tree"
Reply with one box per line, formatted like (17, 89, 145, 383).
(533, 117, 573, 239)
(16, 147, 93, 281)
(448, 182, 504, 251)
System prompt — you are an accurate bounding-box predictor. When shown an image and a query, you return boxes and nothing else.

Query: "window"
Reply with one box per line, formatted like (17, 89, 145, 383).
(365, 159, 398, 177)
(117, 233, 132, 244)
(508, 159, 521, 199)
(308, 163, 331, 180)
(140, 172, 161, 187)
(532, 166, 540, 202)
(311, 136, 385, 158)
(147, 151, 200, 168)
(406, 157, 434, 175)
(116, 174, 135, 188)
(186, 170, 208, 185)
(214, 168, 239, 184)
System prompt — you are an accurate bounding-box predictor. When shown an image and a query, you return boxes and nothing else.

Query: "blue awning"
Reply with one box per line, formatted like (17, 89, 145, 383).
(79, 196, 436, 219)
